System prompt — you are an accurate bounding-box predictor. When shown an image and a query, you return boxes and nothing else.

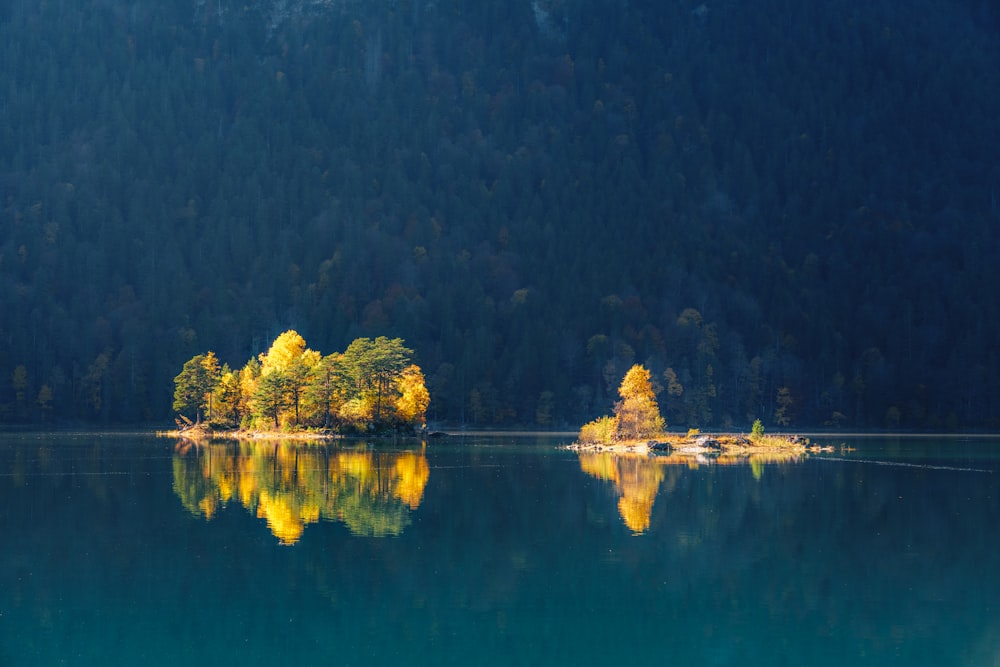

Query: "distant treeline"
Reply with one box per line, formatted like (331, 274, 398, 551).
(1, 0, 999, 429)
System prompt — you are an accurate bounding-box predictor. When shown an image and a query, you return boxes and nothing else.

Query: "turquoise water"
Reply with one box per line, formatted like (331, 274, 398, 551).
(2, 432, 999, 665)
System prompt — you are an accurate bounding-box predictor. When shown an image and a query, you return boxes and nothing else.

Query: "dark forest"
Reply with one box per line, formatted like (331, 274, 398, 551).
(1, 0, 998, 429)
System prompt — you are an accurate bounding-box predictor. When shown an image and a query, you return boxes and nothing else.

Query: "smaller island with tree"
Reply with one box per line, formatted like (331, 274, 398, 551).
(570, 363, 814, 456)
(170, 330, 429, 439)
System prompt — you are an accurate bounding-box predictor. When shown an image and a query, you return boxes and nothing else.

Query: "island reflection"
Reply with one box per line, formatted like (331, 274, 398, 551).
(579, 449, 803, 534)
(173, 439, 429, 543)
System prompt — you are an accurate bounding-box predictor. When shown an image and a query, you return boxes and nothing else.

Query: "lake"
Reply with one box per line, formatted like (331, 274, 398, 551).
(2, 431, 999, 666)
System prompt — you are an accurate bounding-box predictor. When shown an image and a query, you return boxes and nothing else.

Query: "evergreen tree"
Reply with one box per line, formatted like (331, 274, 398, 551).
(254, 369, 289, 429)
(173, 354, 210, 422)
(343, 336, 414, 423)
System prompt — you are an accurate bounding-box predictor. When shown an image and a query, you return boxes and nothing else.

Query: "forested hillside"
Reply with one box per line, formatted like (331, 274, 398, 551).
(1, 0, 998, 429)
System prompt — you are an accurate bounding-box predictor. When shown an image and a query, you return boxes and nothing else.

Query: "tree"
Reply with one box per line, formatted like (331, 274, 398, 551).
(343, 336, 413, 423)
(286, 350, 321, 426)
(254, 369, 289, 429)
(614, 364, 665, 441)
(304, 353, 350, 428)
(576, 364, 666, 444)
(238, 357, 261, 428)
(535, 390, 555, 427)
(257, 330, 319, 426)
(260, 330, 307, 375)
(774, 386, 795, 426)
(393, 364, 430, 427)
(201, 351, 222, 423)
(37, 384, 53, 422)
(11, 365, 28, 419)
(173, 354, 210, 422)
(82, 350, 113, 418)
(11, 364, 28, 404)
(214, 365, 242, 427)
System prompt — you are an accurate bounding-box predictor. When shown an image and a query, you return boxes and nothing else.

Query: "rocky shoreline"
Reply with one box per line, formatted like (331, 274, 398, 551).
(566, 432, 823, 456)
(159, 424, 343, 441)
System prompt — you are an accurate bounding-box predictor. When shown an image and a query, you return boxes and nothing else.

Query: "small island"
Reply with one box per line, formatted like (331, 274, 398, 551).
(166, 330, 429, 440)
(567, 364, 812, 458)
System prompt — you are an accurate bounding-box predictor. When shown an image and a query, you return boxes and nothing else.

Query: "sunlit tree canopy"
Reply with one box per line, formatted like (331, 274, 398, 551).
(173, 331, 428, 433)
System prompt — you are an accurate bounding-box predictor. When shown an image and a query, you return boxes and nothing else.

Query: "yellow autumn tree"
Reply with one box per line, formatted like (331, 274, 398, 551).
(613, 364, 665, 441)
(255, 330, 320, 427)
(260, 330, 307, 374)
(393, 364, 430, 426)
(237, 358, 261, 428)
(577, 364, 665, 444)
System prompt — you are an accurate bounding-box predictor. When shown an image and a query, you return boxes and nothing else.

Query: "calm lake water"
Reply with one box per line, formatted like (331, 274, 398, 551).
(2, 431, 999, 666)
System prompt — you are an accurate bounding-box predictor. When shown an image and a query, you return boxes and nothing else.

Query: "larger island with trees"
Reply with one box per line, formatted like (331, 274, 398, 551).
(171, 330, 429, 437)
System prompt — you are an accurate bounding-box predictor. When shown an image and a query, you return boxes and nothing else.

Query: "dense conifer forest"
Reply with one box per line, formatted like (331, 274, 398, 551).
(1, 0, 998, 429)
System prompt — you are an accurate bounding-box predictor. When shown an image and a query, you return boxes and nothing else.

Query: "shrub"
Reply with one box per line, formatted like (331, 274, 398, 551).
(751, 418, 765, 439)
(578, 415, 618, 444)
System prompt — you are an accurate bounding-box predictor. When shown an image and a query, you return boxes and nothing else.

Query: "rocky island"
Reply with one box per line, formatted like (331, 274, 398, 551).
(568, 364, 822, 460)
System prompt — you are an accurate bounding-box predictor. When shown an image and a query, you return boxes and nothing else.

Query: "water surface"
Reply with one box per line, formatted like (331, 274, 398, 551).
(2, 432, 998, 665)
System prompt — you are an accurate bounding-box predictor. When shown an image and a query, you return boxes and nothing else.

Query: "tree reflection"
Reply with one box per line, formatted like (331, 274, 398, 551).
(579, 449, 803, 534)
(173, 439, 429, 543)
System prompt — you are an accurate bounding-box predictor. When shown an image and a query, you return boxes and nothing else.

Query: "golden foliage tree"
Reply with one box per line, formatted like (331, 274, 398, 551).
(260, 330, 307, 375)
(577, 364, 665, 444)
(614, 364, 665, 441)
(254, 330, 321, 428)
(213, 366, 242, 427)
(393, 364, 431, 426)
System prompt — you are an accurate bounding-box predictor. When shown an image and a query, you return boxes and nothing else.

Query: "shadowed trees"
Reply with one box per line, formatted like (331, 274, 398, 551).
(2, 1, 1000, 430)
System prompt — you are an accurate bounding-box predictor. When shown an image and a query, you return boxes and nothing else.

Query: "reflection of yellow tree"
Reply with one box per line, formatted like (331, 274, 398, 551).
(579, 453, 664, 534)
(392, 451, 431, 509)
(616, 458, 665, 534)
(579, 449, 804, 533)
(172, 440, 429, 544)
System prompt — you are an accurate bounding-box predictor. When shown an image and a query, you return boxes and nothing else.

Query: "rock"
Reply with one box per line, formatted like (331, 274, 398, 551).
(695, 435, 722, 450)
(648, 440, 672, 452)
